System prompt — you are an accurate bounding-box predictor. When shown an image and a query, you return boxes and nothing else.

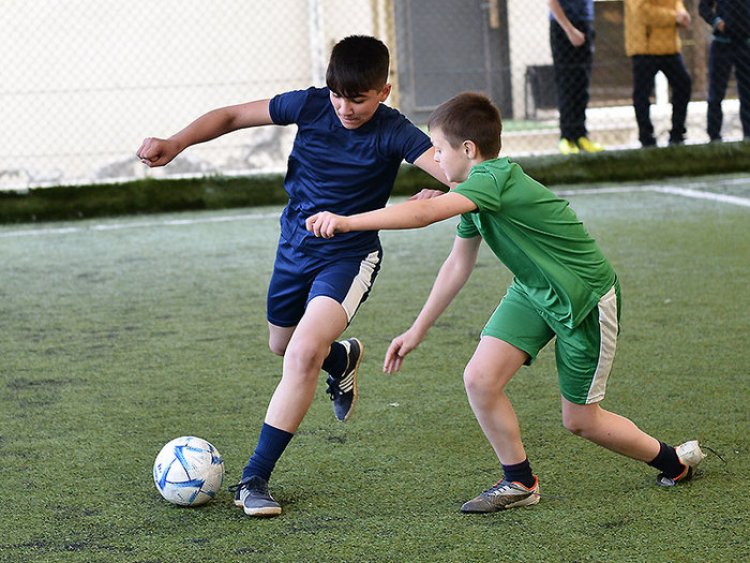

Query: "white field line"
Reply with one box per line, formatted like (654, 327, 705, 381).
(1, 183, 749, 239)
(0, 211, 280, 239)
(557, 183, 750, 207)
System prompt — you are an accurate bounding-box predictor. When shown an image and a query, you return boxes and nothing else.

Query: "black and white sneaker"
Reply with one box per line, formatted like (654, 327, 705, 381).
(326, 338, 363, 422)
(228, 476, 282, 517)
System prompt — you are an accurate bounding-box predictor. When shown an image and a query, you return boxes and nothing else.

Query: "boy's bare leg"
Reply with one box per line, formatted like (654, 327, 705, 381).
(561, 399, 660, 461)
(463, 336, 530, 465)
(265, 296, 348, 432)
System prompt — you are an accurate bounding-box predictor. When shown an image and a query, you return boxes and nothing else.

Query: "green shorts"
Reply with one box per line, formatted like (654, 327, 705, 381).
(481, 281, 621, 405)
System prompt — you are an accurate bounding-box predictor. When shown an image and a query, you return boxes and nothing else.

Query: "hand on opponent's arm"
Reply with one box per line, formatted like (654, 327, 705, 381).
(306, 211, 351, 239)
(306, 192, 476, 238)
(409, 188, 447, 200)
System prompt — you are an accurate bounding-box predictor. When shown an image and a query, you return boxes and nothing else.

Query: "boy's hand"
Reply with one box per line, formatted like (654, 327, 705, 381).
(305, 211, 350, 239)
(676, 9, 691, 28)
(409, 188, 445, 200)
(566, 27, 585, 47)
(136, 137, 180, 167)
(383, 327, 424, 374)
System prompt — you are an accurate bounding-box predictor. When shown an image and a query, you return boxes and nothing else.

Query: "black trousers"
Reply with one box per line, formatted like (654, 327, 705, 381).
(550, 20, 594, 141)
(707, 40, 750, 140)
(631, 54, 692, 146)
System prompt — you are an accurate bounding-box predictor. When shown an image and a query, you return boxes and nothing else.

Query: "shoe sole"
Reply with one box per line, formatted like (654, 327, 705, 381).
(244, 505, 282, 517)
(341, 338, 363, 422)
(461, 494, 540, 513)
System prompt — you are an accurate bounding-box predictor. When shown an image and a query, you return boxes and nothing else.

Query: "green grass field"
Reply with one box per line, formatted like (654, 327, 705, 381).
(2, 174, 749, 562)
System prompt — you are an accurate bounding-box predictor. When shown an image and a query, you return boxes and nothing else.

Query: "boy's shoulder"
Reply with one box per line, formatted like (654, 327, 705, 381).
(467, 157, 514, 182)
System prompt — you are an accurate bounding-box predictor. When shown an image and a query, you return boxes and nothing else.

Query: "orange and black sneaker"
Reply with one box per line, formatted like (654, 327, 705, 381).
(656, 440, 706, 487)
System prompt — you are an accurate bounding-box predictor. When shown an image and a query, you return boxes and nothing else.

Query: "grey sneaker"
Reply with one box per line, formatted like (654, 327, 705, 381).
(326, 338, 362, 422)
(656, 440, 706, 487)
(460, 476, 540, 513)
(228, 476, 282, 517)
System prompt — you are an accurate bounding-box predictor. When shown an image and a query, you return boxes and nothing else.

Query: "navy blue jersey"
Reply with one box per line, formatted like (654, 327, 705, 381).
(269, 87, 432, 257)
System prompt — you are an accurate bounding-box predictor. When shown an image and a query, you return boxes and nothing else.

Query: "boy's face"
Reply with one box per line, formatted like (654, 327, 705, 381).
(430, 128, 473, 184)
(329, 84, 391, 129)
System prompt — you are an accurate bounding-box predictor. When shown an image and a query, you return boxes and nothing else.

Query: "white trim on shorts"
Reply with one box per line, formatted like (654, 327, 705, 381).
(586, 286, 619, 403)
(341, 250, 381, 322)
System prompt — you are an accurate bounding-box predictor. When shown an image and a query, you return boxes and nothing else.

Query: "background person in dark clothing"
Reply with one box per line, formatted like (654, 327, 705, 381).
(549, 0, 604, 154)
(699, 0, 750, 141)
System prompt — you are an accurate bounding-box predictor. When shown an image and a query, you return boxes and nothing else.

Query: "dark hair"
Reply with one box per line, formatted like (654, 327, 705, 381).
(326, 35, 390, 98)
(427, 92, 502, 157)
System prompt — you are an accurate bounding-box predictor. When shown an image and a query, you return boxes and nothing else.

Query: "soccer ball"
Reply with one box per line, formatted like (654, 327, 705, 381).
(153, 436, 225, 506)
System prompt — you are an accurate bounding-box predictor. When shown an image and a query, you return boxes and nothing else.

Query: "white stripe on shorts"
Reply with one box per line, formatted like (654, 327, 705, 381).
(341, 250, 381, 322)
(586, 286, 618, 404)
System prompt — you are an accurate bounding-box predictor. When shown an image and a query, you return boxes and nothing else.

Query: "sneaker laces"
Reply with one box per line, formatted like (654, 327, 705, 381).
(486, 479, 535, 495)
(228, 477, 268, 495)
(326, 378, 342, 401)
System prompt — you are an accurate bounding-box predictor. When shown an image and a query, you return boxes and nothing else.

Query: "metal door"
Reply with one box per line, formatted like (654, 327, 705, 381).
(394, 0, 512, 121)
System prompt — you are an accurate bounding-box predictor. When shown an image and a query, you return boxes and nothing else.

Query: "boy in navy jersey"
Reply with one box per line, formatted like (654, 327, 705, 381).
(137, 35, 449, 517)
(307, 92, 705, 513)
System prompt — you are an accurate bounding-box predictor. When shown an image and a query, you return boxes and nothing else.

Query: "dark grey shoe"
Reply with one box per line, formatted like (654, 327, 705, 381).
(326, 338, 362, 422)
(229, 476, 282, 517)
(460, 477, 540, 513)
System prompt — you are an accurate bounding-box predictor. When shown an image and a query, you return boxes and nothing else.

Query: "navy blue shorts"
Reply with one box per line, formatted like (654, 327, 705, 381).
(266, 236, 383, 328)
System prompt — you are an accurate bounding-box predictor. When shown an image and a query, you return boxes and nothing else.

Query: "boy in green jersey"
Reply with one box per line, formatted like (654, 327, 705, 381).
(306, 92, 705, 513)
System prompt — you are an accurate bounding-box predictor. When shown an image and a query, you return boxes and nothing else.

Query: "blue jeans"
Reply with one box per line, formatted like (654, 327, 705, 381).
(707, 40, 750, 140)
(631, 54, 692, 146)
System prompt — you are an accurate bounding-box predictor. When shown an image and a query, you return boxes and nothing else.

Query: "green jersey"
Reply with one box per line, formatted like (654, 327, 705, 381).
(454, 157, 616, 331)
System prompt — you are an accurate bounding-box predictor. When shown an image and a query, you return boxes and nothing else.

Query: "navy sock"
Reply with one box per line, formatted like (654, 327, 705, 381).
(241, 423, 294, 482)
(647, 441, 683, 478)
(321, 341, 347, 379)
(502, 459, 535, 488)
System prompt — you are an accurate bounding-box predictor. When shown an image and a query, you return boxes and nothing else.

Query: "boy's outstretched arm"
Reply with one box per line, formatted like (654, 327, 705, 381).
(412, 147, 456, 194)
(137, 99, 273, 167)
(305, 192, 476, 239)
(383, 235, 481, 374)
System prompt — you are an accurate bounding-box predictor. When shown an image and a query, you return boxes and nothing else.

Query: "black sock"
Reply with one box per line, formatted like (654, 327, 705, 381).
(242, 423, 294, 482)
(647, 441, 683, 478)
(321, 341, 347, 379)
(502, 459, 535, 488)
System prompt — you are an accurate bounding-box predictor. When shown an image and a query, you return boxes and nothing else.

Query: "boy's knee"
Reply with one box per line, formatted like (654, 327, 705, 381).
(562, 416, 587, 436)
(283, 338, 327, 374)
(268, 339, 287, 357)
(561, 407, 597, 436)
(463, 364, 496, 395)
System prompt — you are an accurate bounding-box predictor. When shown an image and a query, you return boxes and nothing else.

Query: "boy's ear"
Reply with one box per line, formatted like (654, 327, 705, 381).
(378, 83, 392, 101)
(463, 140, 479, 159)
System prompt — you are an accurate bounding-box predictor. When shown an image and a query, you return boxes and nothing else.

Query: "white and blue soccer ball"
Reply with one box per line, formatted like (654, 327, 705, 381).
(153, 436, 225, 506)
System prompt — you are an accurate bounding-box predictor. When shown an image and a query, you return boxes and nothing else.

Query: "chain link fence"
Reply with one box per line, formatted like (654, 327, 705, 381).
(0, 0, 742, 191)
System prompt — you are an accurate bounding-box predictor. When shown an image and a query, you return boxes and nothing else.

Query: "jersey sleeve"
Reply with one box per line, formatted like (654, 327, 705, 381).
(268, 89, 309, 125)
(456, 214, 480, 238)
(453, 169, 504, 213)
(382, 113, 432, 164)
(453, 168, 505, 238)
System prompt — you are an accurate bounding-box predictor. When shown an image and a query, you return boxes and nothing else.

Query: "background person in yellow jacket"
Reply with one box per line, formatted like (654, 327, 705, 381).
(624, 0, 693, 147)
